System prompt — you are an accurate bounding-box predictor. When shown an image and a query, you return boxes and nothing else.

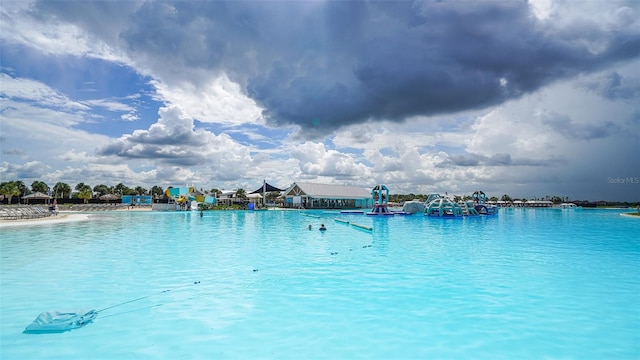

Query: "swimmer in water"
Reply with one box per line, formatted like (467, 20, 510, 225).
(308, 224, 312, 230)
(319, 224, 327, 231)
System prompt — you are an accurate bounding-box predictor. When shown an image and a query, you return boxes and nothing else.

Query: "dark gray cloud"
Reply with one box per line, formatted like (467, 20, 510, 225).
(99, 140, 201, 166)
(2, 148, 26, 156)
(437, 152, 566, 168)
(36, 1, 640, 137)
(579, 71, 640, 100)
(540, 111, 619, 140)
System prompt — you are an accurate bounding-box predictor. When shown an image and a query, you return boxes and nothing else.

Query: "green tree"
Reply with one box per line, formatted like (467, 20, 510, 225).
(235, 188, 246, 199)
(150, 185, 164, 197)
(31, 180, 49, 193)
(75, 183, 93, 204)
(53, 182, 72, 199)
(500, 194, 512, 202)
(93, 184, 111, 196)
(209, 188, 221, 197)
(551, 196, 563, 204)
(114, 183, 130, 196)
(14, 181, 27, 197)
(266, 191, 280, 203)
(0, 181, 21, 204)
(134, 186, 147, 195)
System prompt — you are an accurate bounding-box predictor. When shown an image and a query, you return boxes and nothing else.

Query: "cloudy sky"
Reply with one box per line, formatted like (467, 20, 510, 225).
(1, 0, 638, 201)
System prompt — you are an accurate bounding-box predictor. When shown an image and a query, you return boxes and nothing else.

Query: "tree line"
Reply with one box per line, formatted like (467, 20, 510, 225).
(1, 179, 573, 205)
(386, 193, 568, 204)
(0, 180, 166, 204)
(0, 180, 260, 204)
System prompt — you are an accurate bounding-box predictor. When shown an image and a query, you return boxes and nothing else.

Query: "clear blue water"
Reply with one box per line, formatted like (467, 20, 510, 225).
(1, 209, 639, 359)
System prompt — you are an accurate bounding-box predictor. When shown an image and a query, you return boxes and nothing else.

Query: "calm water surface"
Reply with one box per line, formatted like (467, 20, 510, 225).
(1, 209, 639, 359)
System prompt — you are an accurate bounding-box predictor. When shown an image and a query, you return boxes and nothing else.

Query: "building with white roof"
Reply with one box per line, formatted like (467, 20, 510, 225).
(282, 182, 373, 209)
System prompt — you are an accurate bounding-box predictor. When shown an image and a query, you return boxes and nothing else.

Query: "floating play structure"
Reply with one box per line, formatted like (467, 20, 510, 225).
(401, 200, 426, 214)
(424, 191, 498, 217)
(401, 191, 498, 218)
(337, 187, 499, 218)
(402, 193, 445, 215)
(425, 195, 464, 217)
(456, 191, 498, 216)
(555, 203, 579, 210)
(367, 184, 394, 216)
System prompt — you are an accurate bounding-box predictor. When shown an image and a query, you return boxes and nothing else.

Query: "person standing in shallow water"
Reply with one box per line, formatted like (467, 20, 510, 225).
(319, 224, 326, 231)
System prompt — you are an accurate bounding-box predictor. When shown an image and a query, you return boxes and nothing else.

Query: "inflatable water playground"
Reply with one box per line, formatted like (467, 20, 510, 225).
(402, 191, 498, 218)
(336, 185, 498, 219)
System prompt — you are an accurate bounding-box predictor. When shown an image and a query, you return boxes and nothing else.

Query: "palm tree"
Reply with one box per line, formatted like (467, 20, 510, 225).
(75, 183, 93, 204)
(150, 185, 164, 197)
(53, 182, 72, 199)
(266, 191, 280, 203)
(93, 184, 111, 196)
(31, 180, 49, 194)
(0, 181, 21, 204)
(235, 188, 246, 199)
(551, 196, 563, 204)
(134, 186, 147, 195)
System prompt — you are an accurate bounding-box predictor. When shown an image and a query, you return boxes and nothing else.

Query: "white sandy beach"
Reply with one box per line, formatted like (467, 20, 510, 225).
(0, 213, 93, 228)
(0, 206, 155, 228)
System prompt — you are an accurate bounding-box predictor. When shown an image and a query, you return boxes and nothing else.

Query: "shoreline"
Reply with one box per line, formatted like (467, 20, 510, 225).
(620, 212, 640, 218)
(0, 207, 152, 228)
(0, 213, 92, 228)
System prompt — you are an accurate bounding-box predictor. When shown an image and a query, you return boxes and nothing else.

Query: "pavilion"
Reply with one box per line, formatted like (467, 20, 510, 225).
(281, 182, 373, 209)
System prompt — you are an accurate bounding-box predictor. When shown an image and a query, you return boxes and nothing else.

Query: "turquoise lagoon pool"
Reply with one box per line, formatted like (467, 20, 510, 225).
(1, 209, 639, 359)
